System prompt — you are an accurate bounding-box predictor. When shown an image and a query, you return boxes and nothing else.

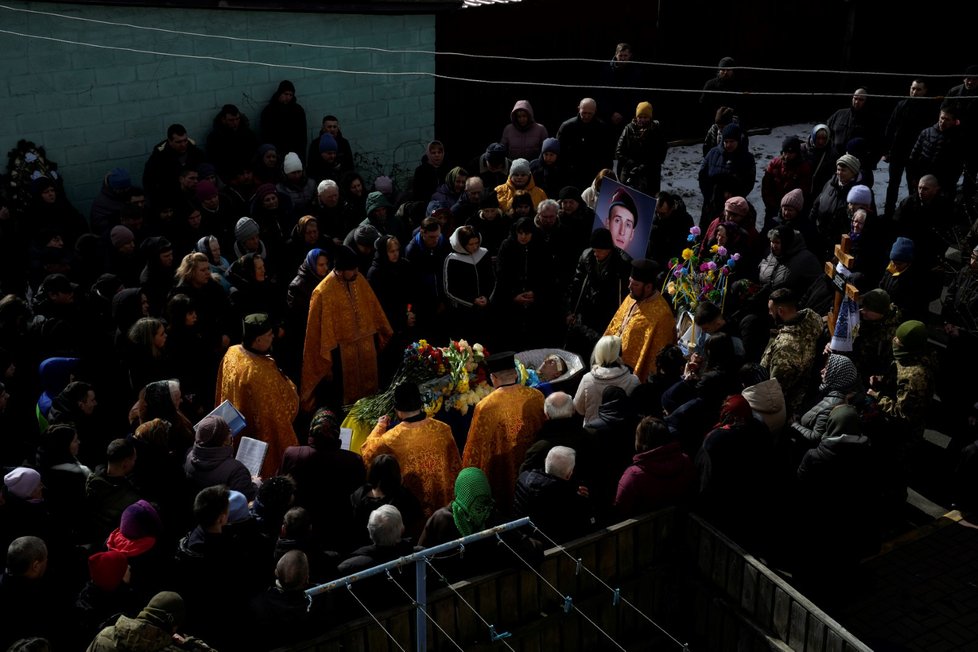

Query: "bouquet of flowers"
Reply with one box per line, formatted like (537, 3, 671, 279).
(664, 225, 740, 314)
(346, 339, 490, 422)
(5, 139, 60, 215)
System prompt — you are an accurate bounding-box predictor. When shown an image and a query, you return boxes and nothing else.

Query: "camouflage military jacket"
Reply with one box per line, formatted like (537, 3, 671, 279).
(876, 351, 937, 436)
(761, 308, 825, 412)
(852, 305, 901, 379)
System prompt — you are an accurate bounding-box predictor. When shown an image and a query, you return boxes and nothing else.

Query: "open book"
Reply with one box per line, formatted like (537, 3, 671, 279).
(235, 437, 267, 478)
(196, 400, 247, 437)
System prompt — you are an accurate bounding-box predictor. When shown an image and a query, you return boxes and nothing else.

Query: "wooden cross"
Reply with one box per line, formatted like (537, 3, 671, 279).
(825, 234, 861, 335)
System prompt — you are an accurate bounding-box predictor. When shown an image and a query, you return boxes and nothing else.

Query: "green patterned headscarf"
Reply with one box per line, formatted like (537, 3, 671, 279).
(451, 467, 494, 536)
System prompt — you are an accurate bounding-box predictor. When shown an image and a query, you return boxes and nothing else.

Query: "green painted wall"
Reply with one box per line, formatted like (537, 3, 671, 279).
(0, 1, 436, 212)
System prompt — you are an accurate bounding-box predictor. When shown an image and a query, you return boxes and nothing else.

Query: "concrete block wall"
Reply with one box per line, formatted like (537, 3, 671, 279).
(0, 1, 436, 213)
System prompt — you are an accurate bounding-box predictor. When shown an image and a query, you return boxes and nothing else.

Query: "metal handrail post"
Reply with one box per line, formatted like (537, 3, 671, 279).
(415, 556, 427, 651)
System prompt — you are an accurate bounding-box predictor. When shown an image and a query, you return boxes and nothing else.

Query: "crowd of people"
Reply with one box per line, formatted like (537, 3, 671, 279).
(3, 51, 978, 650)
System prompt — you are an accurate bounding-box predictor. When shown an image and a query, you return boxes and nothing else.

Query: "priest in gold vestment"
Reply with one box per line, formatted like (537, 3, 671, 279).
(301, 245, 393, 410)
(216, 313, 299, 479)
(361, 382, 462, 517)
(604, 258, 675, 382)
(461, 352, 545, 511)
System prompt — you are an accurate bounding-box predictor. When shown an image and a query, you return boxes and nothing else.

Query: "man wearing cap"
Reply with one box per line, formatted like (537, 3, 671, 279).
(761, 136, 814, 220)
(604, 259, 676, 382)
(307, 133, 343, 185)
(845, 289, 900, 384)
(603, 186, 642, 254)
(467, 142, 511, 191)
(556, 98, 615, 190)
(356, 191, 407, 245)
(879, 236, 931, 323)
(216, 313, 299, 479)
(566, 227, 632, 356)
(90, 168, 133, 237)
(615, 101, 668, 195)
(307, 114, 355, 179)
(462, 351, 546, 510)
(557, 186, 594, 250)
(867, 320, 936, 439)
(87, 590, 215, 651)
(761, 288, 824, 415)
(301, 246, 393, 411)
(465, 189, 508, 258)
(699, 57, 745, 125)
(361, 382, 462, 517)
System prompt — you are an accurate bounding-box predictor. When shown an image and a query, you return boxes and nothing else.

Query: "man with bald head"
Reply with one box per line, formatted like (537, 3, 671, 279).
(557, 97, 615, 189)
(826, 87, 884, 168)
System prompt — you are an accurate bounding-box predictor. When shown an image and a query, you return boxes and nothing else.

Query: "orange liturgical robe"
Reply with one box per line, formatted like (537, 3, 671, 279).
(361, 416, 462, 517)
(216, 345, 300, 479)
(300, 271, 393, 407)
(604, 292, 676, 382)
(461, 384, 545, 510)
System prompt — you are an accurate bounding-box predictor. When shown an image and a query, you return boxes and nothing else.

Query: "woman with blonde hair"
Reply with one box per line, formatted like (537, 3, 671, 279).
(581, 168, 617, 210)
(573, 335, 640, 423)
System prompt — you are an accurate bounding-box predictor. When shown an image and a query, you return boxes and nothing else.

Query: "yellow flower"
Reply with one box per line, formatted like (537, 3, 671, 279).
(682, 248, 693, 260)
(710, 244, 719, 253)
(667, 281, 676, 295)
(457, 377, 470, 394)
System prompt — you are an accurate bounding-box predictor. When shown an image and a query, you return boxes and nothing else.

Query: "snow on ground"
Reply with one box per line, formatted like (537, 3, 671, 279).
(659, 123, 910, 233)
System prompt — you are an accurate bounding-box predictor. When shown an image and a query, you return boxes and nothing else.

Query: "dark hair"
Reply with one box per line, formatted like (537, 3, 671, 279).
(165, 294, 195, 331)
(702, 332, 737, 373)
(37, 424, 77, 467)
(655, 191, 675, 209)
(655, 344, 686, 378)
(738, 362, 769, 388)
(282, 506, 311, 538)
(769, 287, 797, 307)
(221, 104, 240, 117)
(635, 416, 671, 452)
(166, 124, 187, 140)
(322, 114, 339, 123)
(693, 301, 722, 326)
(60, 381, 93, 407)
(106, 438, 135, 463)
(5, 537, 47, 576)
(256, 475, 296, 514)
(367, 454, 403, 497)
(420, 216, 441, 233)
(455, 225, 478, 248)
(193, 485, 230, 528)
(939, 100, 959, 117)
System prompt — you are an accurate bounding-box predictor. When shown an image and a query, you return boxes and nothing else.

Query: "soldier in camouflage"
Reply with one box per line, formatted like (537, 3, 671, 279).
(761, 288, 826, 415)
(850, 288, 902, 384)
(868, 320, 937, 438)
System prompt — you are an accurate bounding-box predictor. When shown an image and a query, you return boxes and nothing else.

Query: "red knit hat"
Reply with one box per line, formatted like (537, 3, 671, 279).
(88, 551, 129, 591)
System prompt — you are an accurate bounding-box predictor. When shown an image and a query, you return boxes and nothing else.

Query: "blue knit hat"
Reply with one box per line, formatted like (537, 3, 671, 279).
(889, 237, 914, 263)
(541, 138, 560, 155)
(319, 133, 338, 153)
